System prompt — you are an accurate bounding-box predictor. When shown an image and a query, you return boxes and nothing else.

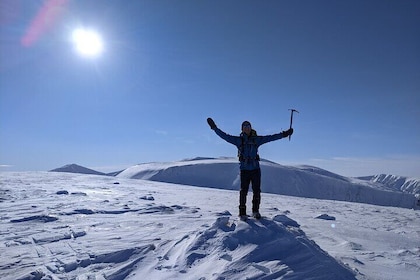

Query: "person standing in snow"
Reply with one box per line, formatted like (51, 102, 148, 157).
(207, 118, 293, 220)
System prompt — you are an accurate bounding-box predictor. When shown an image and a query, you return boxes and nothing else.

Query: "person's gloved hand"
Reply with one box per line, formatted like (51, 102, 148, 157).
(282, 128, 293, 137)
(207, 118, 217, 130)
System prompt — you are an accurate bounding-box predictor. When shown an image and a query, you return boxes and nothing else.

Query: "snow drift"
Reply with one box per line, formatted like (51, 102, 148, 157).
(117, 157, 418, 209)
(147, 214, 356, 280)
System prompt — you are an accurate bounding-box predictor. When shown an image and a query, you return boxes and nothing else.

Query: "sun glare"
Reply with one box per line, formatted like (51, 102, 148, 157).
(72, 28, 103, 57)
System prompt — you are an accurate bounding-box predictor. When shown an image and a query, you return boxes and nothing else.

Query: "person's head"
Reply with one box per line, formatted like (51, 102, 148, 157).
(241, 121, 252, 135)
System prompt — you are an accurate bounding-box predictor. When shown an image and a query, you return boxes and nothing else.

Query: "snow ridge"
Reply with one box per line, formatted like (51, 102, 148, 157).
(359, 174, 420, 195)
(116, 158, 418, 209)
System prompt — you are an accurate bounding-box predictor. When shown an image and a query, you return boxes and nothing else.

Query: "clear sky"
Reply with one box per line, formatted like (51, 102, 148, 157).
(1, 0, 419, 177)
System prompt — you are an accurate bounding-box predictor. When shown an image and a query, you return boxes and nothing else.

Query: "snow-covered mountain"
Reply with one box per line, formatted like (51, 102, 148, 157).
(116, 157, 418, 209)
(358, 174, 420, 196)
(1, 172, 419, 280)
(50, 164, 105, 175)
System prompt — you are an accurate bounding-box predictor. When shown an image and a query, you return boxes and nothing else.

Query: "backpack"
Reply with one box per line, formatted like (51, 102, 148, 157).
(238, 129, 260, 162)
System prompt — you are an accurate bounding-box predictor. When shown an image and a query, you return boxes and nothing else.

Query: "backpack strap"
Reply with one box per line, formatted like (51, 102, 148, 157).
(238, 134, 245, 161)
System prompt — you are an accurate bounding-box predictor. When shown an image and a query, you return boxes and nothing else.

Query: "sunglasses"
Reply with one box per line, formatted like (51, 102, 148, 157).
(242, 124, 251, 128)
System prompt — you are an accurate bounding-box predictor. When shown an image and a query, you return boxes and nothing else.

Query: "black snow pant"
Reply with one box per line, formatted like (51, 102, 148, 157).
(239, 168, 261, 216)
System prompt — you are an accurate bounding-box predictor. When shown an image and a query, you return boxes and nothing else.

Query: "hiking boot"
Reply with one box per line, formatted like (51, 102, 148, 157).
(253, 212, 262, 220)
(239, 215, 248, 221)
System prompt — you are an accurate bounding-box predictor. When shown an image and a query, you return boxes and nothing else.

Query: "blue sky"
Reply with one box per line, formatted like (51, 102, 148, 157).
(1, 0, 419, 177)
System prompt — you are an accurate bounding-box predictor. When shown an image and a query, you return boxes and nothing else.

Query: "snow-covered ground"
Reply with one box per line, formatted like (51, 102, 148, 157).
(1, 171, 419, 280)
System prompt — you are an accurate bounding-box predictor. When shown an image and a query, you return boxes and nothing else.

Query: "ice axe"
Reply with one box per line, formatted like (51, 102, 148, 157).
(288, 109, 299, 141)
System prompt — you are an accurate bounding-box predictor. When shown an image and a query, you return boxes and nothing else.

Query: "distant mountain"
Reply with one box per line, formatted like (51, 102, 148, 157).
(50, 164, 105, 175)
(117, 157, 418, 209)
(358, 174, 420, 196)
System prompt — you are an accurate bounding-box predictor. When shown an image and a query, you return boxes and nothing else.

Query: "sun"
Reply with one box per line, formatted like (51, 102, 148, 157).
(72, 28, 103, 57)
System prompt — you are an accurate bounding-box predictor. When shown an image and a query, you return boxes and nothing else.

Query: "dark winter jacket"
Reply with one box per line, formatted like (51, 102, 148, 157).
(214, 127, 287, 170)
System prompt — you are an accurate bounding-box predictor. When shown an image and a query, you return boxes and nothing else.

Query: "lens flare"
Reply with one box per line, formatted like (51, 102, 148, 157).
(21, 0, 69, 47)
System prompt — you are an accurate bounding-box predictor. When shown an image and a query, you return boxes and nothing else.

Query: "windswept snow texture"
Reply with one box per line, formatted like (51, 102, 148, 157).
(117, 158, 418, 209)
(1, 172, 419, 280)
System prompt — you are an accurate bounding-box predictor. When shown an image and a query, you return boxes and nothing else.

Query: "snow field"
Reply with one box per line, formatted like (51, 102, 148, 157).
(0, 172, 419, 279)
